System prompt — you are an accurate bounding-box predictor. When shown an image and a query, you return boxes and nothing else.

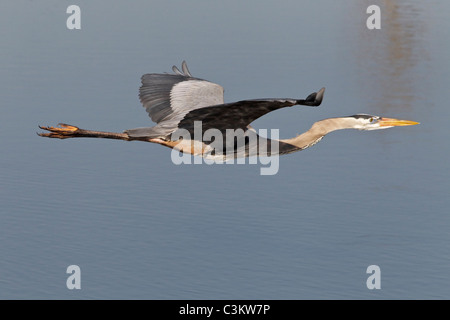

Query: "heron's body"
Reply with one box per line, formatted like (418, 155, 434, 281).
(39, 61, 418, 158)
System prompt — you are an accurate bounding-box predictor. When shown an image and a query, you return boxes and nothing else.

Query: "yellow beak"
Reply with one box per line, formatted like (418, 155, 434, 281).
(379, 117, 420, 127)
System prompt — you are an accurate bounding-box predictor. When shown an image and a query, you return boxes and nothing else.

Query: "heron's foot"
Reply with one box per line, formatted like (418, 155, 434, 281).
(38, 123, 80, 139)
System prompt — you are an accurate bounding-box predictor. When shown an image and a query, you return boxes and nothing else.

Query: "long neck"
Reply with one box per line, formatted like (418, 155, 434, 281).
(279, 118, 355, 152)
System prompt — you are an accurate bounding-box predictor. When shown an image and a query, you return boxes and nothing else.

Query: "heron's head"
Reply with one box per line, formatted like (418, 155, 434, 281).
(347, 114, 419, 131)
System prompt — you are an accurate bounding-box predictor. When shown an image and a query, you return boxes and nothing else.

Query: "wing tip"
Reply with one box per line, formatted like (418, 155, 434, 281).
(315, 87, 325, 104)
(304, 87, 325, 106)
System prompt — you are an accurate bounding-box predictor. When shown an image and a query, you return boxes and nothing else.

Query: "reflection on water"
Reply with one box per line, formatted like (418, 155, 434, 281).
(356, 0, 428, 113)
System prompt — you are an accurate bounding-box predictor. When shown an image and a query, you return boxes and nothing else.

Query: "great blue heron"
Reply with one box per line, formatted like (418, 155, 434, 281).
(39, 61, 418, 159)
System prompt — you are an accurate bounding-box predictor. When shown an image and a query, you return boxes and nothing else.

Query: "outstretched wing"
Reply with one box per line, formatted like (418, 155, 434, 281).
(126, 61, 325, 140)
(176, 88, 325, 136)
(139, 61, 224, 124)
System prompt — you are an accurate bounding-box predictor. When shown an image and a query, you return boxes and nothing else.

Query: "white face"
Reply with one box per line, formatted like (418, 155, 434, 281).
(348, 114, 419, 131)
(351, 114, 391, 131)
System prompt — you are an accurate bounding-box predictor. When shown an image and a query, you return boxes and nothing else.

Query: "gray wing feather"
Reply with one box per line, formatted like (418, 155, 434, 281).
(139, 74, 188, 123)
(137, 61, 224, 124)
(126, 61, 224, 138)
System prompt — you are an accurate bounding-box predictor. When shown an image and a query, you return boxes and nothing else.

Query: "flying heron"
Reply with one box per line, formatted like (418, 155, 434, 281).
(39, 61, 419, 159)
